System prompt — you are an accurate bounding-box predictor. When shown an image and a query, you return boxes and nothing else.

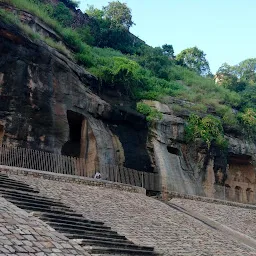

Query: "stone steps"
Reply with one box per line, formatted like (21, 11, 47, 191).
(38, 212, 104, 225)
(6, 197, 73, 212)
(0, 186, 39, 195)
(81, 238, 152, 251)
(46, 220, 112, 231)
(0, 175, 35, 186)
(0, 173, 8, 177)
(58, 228, 125, 240)
(88, 247, 158, 255)
(0, 172, 158, 255)
(0, 175, 37, 186)
(79, 235, 133, 244)
(80, 237, 135, 246)
(46, 223, 121, 237)
(9, 202, 83, 217)
(0, 189, 68, 206)
(1, 193, 72, 209)
(0, 180, 37, 193)
(63, 233, 128, 241)
(0, 174, 33, 184)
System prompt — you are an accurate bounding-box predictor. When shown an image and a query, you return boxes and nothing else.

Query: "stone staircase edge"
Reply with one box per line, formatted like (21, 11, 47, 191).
(167, 191, 256, 210)
(0, 165, 146, 195)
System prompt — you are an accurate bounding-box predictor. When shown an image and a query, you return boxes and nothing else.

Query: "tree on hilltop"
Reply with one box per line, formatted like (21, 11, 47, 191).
(236, 58, 256, 84)
(162, 44, 174, 59)
(103, 1, 135, 30)
(60, 0, 80, 9)
(176, 47, 211, 76)
(86, 5, 104, 20)
(85, 2, 137, 53)
(216, 59, 256, 92)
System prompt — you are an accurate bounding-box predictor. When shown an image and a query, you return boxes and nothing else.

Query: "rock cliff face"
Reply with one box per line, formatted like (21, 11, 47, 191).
(0, 19, 152, 173)
(149, 100, 256, 203)
(0, 5, 256, 203)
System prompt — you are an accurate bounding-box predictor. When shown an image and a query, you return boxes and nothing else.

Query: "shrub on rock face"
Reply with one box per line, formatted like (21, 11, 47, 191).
(136, 102, 162, 122)
(185, 114, 227, 149)
(238, 108, 256, 138)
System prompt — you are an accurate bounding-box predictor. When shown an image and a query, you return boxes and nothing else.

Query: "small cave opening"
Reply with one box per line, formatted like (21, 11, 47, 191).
(61, 110, 84, 157)
(235, 186, 242, 202)
(0, 124, 4, 144)
(246, 188, 253, 203)
(225, 184, 231, 199)
(228, 153, 252, 165)
(167, 146, 180, 156)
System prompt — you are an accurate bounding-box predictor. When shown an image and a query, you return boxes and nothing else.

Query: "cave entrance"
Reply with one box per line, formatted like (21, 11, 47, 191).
(235, 186, 242, 202)
(0, 124, 4, 145)
(61, 111, 98, 176)
(228, 154, 252, 165)
(167, 146, 180, 155)
(62, 110, 84, 157)
(224, 184, 231, 200)
(246, 188, 253, 203)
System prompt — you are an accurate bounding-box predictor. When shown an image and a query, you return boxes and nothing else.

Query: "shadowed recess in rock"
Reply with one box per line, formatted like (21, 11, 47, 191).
(108, 122, 153, 172)
(62, 110, 83, 157)
(167, 146, 180, 156)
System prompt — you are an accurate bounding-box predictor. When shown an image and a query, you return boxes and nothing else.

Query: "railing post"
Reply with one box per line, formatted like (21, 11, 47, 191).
(22, 148, 25, 168)
(115, 166, 117, 182)
(0, 144, 3, 165)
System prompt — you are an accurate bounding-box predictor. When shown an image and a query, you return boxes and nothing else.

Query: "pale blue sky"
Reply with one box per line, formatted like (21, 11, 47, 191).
(79, 0, 255, 73)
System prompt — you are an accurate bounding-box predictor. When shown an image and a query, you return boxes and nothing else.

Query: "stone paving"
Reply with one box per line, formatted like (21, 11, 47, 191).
(9, 174, 256, 256)
(172, 198, 256, 240)
(0, 196, 90, 256)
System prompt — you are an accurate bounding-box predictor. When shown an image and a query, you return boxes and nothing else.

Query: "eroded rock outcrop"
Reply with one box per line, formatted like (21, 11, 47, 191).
(149, 100, 256, 203)
(0, 19, 152, 174)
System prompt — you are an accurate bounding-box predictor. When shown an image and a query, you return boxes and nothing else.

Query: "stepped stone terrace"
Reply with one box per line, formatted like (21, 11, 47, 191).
(0, 167, 256, 256)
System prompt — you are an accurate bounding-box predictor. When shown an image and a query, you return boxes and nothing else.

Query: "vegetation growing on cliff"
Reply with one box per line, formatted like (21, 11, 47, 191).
(1, 0, 256, 134)
(136, 102, 162, 122)
(238, 108, 256, 138)
(185, 114, 228, 149)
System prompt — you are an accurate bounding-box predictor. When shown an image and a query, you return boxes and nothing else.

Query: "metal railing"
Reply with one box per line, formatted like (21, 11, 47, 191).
(0, 144, 160, 191)
(1, 145, 254, 203)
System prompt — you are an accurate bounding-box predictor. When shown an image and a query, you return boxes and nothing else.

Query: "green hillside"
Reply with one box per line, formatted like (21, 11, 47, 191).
(1, 0, 256, 148)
